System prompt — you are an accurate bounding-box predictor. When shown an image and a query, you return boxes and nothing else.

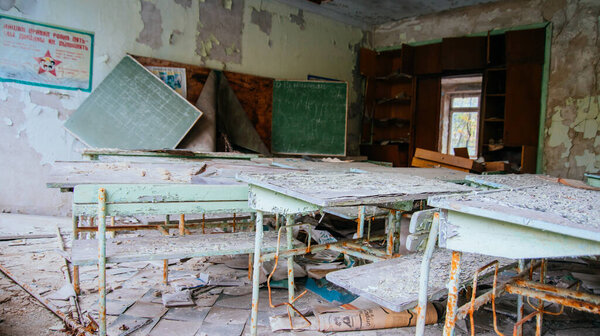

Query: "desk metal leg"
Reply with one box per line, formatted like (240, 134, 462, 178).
(72, 214, 80, 295)
(516, 259, 526, 336)
(97, 188, 107, 336)
(536, 259, 547, 336)
(357, 206, 366, 238)
(285, 214, 295, 317)
(386, 210, 395, 256)
(443, 250, 462, 336)
(416, 212, 440, 336)
(250, 210, 264, 336)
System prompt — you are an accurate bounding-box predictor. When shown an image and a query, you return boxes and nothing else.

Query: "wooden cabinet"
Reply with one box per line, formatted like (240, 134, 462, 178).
(504, 63, 542, 146)
(359, 48, 416, 166)
(359, 27, 545, 171)
(442, 36, 487, 71)
(479, 28, 545, 173)
(414, 78, 441, 151)
(413, 43, 442, 75)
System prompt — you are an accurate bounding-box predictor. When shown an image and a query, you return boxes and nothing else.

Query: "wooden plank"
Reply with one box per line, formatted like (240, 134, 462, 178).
(414, 148, 483, 172)
(411, 157, 470, 172)
(73, 200, 251, 216)
(64, 56, 202, 149)
(326, 250, 513, 312)
(271, 80, 347, 156)
(453, 147, 470, 158)
(70, 232, 303, 266)
(73, 184, 248, 204)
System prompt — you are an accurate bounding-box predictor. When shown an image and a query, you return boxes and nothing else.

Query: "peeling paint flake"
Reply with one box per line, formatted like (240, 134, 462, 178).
(250, 7, 272, 36)
(196, 0, 243, 63)
(136, 0, 163, 50)
(290, 9, 305, 30)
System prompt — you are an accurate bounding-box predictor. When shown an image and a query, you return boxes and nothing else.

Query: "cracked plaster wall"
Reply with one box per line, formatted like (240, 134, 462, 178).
(0, 0, 364, 215)
(374, 0, 600, 179)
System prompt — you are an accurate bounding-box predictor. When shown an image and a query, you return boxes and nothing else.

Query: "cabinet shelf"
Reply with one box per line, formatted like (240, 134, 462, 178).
(484, 118, 504, 122)
(376, 97, 412, 104)
(376, 71, 413, 81)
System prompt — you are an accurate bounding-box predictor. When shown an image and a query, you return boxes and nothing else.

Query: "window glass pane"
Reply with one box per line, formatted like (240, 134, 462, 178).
(451, 96, 479, 108)
(450, 112, 478, 156)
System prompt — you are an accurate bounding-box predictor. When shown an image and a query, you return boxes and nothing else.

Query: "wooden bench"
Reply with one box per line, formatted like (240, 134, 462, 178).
(70, 184, 302, 336)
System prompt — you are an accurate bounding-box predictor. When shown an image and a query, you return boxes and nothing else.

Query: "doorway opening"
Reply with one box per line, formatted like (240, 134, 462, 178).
(439, 75, 482, 158)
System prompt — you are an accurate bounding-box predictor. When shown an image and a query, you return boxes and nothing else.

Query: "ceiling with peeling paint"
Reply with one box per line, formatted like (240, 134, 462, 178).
(276, 0, 501, 29)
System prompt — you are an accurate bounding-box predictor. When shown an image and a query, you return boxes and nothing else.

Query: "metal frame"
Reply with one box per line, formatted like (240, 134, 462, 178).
(428, 201, 600, 336)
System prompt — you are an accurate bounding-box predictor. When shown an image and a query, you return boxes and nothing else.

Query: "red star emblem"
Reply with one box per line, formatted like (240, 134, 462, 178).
(35, 50, 62, 76)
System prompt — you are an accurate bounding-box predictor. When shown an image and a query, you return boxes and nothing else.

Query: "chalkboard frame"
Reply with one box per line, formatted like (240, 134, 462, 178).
(271, 79, 348, 156)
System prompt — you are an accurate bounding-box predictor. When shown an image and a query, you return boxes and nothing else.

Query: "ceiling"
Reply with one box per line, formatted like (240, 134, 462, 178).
(276, 0, 500, 30)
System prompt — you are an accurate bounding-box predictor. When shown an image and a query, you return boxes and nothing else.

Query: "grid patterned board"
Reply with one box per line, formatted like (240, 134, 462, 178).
(239, 171, 474, 207)
(64, 55, 202, 149)
(326, 249, 513, 312)
(429, 184, 600, 241)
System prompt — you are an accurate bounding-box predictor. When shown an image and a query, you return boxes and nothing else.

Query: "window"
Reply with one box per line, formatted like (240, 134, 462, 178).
(448, 94, 479, 157)
(439, 76, 482, 158)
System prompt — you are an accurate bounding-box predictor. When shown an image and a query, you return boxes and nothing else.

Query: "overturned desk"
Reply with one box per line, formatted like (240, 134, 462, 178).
(237, 170, 473, 335)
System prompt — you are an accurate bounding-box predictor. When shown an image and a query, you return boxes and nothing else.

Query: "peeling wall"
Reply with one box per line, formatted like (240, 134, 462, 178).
(373, 0, 600, 179)
(0, 0, 364, 215)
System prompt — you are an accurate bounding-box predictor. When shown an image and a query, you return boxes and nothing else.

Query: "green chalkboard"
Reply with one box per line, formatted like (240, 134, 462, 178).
(64, 55, 202, 149)
(272, 80, 347, 156)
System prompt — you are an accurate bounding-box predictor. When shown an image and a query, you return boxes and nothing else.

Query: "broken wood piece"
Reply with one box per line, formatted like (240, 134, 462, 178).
(0, 262, 93, 336)
(0, 234, 56, 241)
(413, 148, 484, 172)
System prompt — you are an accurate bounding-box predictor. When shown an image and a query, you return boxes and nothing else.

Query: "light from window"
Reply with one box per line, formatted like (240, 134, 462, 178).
(451, 97, 479, 108)
(450, 112, 478, 156)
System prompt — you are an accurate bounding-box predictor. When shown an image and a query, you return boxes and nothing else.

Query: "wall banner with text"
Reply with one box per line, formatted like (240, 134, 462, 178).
(0, 15, 93, 91)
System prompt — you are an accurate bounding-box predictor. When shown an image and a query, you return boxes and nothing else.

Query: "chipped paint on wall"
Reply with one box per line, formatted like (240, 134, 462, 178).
(136, 0, 163, 50)
(251, 7, 272, 36)
(373, 0, 600, 179)
(0, 0, 364, 215)
(196, 0, 243, 64)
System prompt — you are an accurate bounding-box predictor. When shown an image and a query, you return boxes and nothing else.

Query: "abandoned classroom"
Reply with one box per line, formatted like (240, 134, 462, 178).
(1, 0, 599, 335)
